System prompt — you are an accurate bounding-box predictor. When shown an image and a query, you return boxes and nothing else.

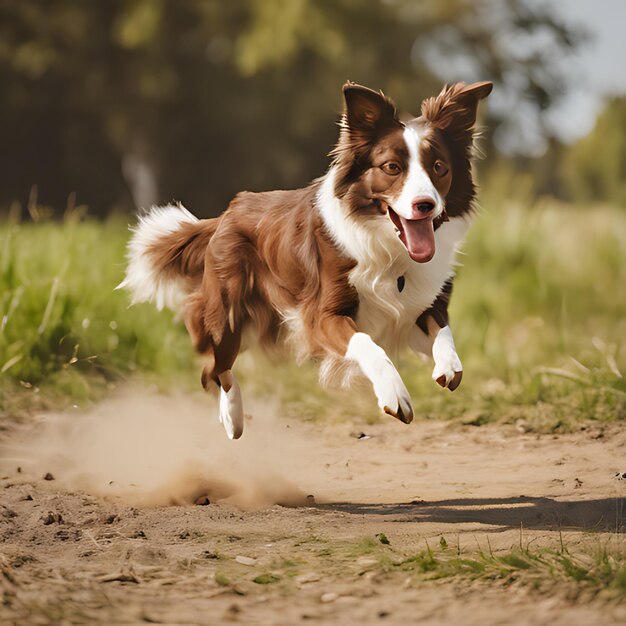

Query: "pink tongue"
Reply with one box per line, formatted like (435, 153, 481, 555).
(399, 216, 435, 263)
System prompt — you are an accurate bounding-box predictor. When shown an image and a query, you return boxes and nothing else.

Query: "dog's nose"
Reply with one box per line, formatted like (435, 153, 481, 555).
(411, 197, 436, 217)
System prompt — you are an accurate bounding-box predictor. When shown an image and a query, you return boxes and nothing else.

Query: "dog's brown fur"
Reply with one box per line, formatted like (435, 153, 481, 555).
(147, 185, 359, 388)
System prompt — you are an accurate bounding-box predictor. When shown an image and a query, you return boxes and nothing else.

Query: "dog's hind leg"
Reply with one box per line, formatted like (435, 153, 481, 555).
(210, 321, 245, 439)
(185, 290, 246, 439)
(216, 369, 244, 440)
(204, 325, 245, 440)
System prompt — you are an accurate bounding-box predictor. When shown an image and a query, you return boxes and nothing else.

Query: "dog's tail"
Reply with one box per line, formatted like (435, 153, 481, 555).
(117, 203, 218, 311)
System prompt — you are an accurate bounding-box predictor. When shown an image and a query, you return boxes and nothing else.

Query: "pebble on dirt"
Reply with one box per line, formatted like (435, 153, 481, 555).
(320, 592, 339, 603)
(42, 511, 63, 525)
(43, 472, 55, 481)
(130, 530, 147, 539)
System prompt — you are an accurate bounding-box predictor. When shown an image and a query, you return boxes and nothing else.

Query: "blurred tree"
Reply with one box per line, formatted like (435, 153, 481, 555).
(0, 0, 581, 216)
(561, 97, 626, 207)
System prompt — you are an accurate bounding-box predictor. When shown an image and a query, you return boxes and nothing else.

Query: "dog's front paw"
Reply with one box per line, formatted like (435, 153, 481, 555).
(346, 332, 414, 424)
(432, 352, 463, 392)
(374, 363, 414, 424)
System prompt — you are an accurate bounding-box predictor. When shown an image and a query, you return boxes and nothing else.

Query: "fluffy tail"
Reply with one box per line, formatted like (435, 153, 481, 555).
(118, 204, 218, 311)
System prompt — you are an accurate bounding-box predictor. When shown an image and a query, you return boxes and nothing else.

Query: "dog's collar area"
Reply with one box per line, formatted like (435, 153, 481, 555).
(433, 209, 449, 231)
(397, 275, 405, 292)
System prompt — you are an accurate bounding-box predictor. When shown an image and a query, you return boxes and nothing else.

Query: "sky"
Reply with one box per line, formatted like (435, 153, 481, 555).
(546, 0, 626, 142)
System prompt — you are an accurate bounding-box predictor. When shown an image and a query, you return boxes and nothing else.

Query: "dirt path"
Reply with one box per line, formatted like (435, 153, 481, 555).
(0, 391, 624, 625)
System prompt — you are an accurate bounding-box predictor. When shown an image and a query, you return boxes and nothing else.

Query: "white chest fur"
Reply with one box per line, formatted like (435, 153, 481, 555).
(317, 170, 471, 357)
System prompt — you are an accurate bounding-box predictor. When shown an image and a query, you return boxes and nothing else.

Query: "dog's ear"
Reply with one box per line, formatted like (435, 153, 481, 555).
(342, 82, 400, 134)
(421, 81, 492, 142)
(332, 83, 401, 166)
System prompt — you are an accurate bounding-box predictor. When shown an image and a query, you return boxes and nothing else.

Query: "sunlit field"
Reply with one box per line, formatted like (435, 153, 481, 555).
(1, 198, 624, 431)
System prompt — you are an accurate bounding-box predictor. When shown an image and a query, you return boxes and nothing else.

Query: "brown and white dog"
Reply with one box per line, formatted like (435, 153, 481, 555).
(120, 81, 492, 439)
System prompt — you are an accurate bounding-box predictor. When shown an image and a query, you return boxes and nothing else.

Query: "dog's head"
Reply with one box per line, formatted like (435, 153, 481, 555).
(331, 81, 492, 263)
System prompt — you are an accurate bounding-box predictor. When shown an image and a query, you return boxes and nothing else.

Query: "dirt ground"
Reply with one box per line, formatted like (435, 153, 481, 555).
(0, 390, 624, 625)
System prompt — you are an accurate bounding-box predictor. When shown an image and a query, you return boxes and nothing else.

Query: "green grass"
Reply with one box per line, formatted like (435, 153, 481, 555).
(0, 199, 624, 427)
(306, 532, 626, 600)
(204, 533, 625, 601)
(385, 539, 626, 600)
(0, 213, 195, 418)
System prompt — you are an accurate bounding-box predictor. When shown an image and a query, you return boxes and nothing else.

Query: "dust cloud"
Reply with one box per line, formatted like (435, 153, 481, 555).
(2, 389, 315, 510)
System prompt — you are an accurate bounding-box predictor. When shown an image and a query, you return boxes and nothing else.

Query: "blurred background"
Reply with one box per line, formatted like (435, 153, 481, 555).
(1, 0, 625, 216)
(0, 0, 624, 428)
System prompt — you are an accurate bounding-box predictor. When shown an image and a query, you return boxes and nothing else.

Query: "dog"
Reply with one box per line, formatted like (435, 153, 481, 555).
(119, 80, 492, 439)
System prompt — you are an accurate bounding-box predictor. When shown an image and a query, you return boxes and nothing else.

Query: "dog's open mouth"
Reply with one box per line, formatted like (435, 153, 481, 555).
(388, 207, 436, 263)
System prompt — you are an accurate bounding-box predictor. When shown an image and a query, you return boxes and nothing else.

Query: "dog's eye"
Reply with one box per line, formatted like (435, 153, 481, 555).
(381, 162, 401, 176)
(433, 160, 449, 176)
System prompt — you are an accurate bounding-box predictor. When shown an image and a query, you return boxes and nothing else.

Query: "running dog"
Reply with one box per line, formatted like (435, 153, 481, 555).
(120, 80, 492, 439)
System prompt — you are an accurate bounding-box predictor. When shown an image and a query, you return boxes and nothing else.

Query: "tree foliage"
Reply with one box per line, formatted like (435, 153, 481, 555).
(561, 97, 626, 207)
(0, 0, 580, 216)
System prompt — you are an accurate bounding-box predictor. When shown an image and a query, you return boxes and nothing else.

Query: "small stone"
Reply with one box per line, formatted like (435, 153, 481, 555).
(201, 550, 220, 560)
(194, 495, 211, 506)
(42, 511, 63, 525)
(295, 573, 320, 585)
(43, 472, 55, 481)
(226, 604, 241, 615)
(235, 555, 257, 566)
(351, 431, 372, 440)
(321, 592, 339, 603)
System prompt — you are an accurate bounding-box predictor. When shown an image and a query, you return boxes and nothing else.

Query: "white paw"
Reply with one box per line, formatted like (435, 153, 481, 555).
(218, 376, 244, 439)
(345, 332, 413, 424)
(432, 350, 463, 391)
(372, 359, 414, 424)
